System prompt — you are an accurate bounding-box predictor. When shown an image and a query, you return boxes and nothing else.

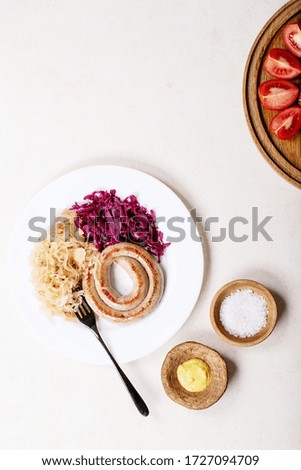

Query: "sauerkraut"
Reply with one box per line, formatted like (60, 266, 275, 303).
(31, 209, 93, 319)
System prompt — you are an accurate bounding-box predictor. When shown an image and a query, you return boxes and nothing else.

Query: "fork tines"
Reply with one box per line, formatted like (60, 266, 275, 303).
(74, 296, 95, 324)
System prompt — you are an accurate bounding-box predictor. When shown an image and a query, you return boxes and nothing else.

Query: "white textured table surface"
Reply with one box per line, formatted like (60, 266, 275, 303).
(1, 0, 301, 450)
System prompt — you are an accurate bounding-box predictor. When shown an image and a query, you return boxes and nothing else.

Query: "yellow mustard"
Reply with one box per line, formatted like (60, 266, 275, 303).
(177, 358, 211, 392)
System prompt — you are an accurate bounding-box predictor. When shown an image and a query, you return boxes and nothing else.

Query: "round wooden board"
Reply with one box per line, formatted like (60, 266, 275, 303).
(243, 0, 301, 189)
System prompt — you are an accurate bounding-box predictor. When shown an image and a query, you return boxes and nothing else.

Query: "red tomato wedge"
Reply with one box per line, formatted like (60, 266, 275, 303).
(270, 106, 301, 140)
(258, 79, 299, 110)
(263, 48, 301, 79)
(283, 23, 301, 58)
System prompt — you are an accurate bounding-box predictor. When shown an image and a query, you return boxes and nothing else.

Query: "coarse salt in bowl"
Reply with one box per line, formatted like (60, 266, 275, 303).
(220, 289, 268, 338)
(210, 280, 278, 347)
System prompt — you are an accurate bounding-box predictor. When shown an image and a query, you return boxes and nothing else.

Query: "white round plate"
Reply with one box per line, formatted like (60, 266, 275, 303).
(9, 165, 204, 364)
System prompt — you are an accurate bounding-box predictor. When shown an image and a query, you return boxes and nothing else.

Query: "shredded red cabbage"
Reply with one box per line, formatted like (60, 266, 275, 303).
(70, 189, 170, 261)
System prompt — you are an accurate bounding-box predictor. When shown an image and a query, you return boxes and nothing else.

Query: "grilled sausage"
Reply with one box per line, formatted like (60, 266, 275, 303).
(84, 243, 164, 322)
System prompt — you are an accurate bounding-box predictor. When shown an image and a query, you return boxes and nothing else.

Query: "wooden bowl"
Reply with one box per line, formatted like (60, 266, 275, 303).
(161, 341, 227, 410)
(210, 279, 277, 347)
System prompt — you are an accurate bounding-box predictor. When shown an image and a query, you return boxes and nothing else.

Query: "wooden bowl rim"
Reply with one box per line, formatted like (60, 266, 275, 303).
(161, 341, 228, 410)
(210, 279, 278, 347)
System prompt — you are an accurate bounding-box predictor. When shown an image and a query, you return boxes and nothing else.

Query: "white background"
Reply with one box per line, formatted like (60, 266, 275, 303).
(0, 0, 301, 450)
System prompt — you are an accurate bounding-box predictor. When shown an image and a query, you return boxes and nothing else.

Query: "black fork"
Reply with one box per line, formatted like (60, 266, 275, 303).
(74, 297, 149, 417)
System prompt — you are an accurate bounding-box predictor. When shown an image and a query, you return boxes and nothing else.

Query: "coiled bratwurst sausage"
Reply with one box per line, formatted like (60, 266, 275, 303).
(84, 242, 164, 322)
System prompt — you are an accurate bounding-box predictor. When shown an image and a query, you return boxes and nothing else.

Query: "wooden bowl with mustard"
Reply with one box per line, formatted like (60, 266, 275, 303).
(161, 341, 227, 410)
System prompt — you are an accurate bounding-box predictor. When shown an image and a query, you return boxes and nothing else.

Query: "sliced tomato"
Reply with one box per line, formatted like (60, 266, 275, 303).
(258, 79, 299, 110)
(263, 48, 301, 79)
(270, 106, 301, 140)
(283, 23, 301, 58)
